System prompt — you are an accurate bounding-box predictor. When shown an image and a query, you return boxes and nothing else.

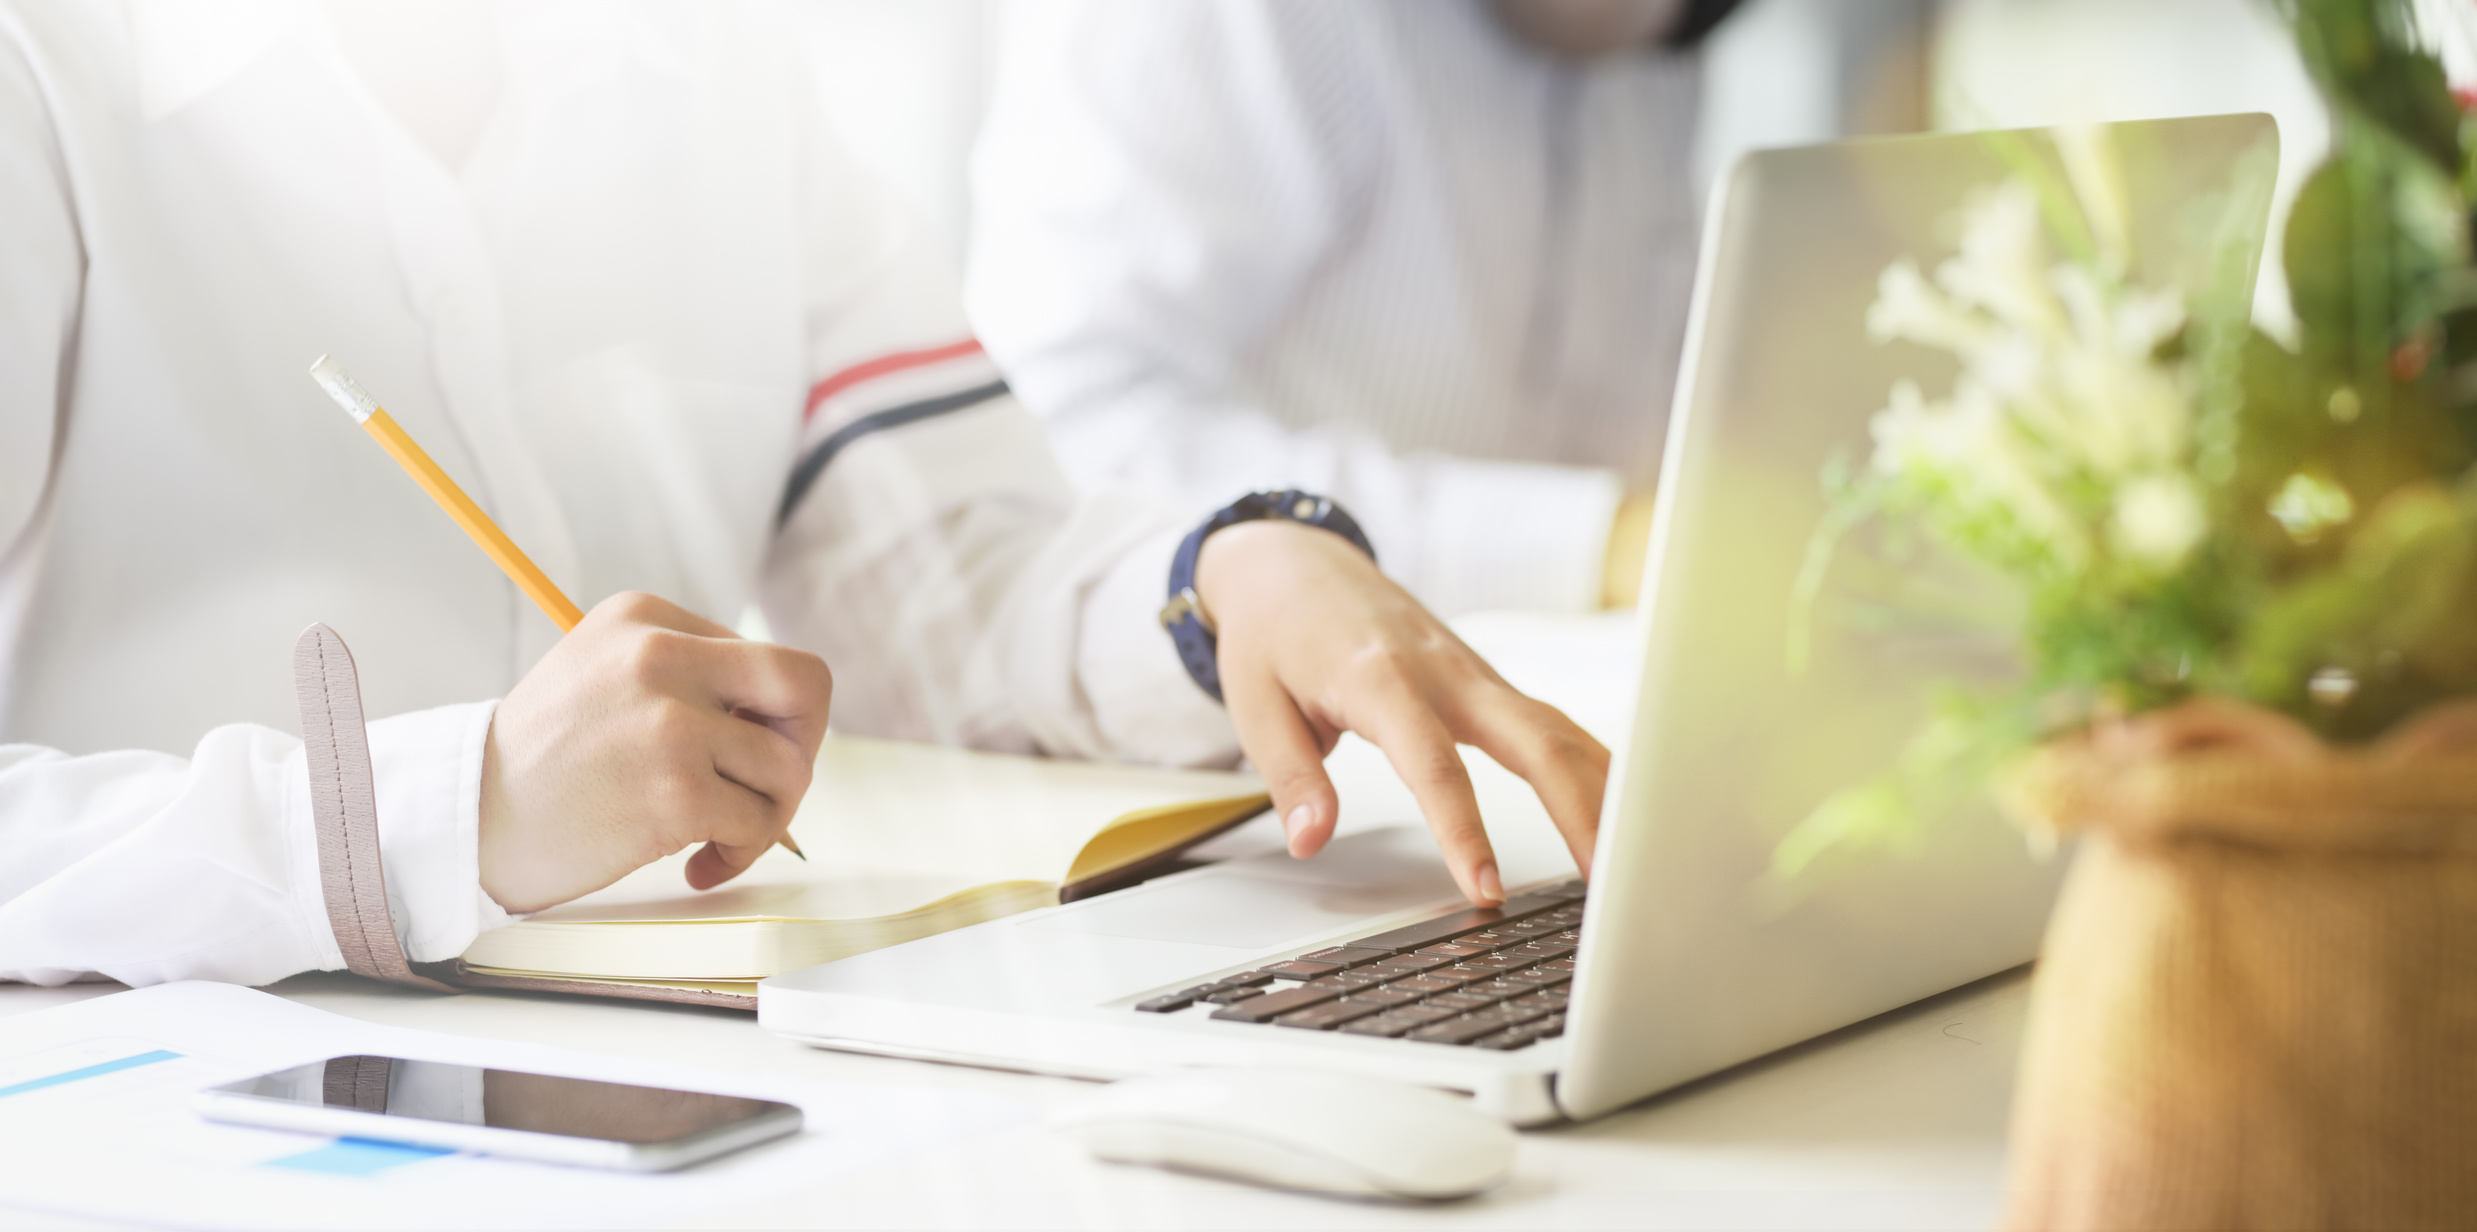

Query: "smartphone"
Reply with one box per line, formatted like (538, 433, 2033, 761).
(194, 1055, 801, 1172)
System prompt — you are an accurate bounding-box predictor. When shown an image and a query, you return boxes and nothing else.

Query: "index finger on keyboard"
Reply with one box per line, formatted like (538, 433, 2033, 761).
(1361, 681, 1502, 907)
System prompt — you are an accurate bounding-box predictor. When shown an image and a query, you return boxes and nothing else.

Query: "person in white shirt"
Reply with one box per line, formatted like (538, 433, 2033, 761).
(967, 0, 1740, 618)
(0, 1, 1604, 989)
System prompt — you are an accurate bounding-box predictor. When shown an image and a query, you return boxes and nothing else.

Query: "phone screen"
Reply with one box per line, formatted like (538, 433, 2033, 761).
(212, 1056, 790, 1145)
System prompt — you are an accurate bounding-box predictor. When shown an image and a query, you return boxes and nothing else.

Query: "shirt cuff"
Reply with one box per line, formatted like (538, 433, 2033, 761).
(1412, 457, 1624, 617)
(1078, 526, 1243, 768)
(365, 699, 517, 963)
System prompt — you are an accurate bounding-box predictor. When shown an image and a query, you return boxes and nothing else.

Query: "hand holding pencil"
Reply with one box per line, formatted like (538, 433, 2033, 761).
(310, 358, 818, 900)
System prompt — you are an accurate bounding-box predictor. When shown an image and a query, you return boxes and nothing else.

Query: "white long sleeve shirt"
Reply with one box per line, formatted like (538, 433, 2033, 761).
(0, 0, 1232, 988)
(966, 0, 1706, 617)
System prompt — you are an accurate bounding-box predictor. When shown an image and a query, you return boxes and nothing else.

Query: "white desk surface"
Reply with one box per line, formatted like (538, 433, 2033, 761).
(0, 964, 2025, 1231)
(0, 613, 2027, 1229)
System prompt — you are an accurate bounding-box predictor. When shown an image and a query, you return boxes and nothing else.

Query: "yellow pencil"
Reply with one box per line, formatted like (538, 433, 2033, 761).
(310, 356, 582, 631)
(309, 356, 805, 861)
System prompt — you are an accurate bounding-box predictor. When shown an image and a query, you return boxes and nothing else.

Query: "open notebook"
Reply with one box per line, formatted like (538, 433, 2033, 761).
(450, 734, 1267, 1008)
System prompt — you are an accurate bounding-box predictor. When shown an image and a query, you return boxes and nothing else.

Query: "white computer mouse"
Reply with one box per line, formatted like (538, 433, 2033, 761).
(1049, 1067, 1517, 1201)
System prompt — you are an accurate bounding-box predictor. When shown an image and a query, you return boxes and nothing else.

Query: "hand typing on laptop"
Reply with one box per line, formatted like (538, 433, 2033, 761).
(1196, 520, 1608, 907)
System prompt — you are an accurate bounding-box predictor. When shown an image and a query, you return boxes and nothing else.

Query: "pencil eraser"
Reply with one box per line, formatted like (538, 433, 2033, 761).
(308, 355, 378, 423)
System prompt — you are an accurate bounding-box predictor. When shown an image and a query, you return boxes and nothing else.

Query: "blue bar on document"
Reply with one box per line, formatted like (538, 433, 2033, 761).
(267, 1136, 457, 1176)
(0, 1049, 182, 1099)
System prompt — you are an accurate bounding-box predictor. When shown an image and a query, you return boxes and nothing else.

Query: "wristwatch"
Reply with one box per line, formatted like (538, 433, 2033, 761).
(1161, 489, 1376, 702)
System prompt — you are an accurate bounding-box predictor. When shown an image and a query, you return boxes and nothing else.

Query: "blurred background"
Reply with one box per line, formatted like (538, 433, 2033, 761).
(793, 0, 2327, 330)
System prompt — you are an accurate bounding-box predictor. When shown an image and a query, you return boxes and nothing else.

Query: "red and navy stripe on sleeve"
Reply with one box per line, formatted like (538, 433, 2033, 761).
(778, 339, 1010, 527)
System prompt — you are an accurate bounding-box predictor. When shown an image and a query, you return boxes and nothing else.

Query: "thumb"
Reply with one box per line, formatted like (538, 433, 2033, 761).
(684, 839, 765, 891)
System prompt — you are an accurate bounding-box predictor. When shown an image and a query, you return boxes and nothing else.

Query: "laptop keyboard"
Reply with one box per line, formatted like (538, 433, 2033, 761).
(1130, 880, 1586, 1051)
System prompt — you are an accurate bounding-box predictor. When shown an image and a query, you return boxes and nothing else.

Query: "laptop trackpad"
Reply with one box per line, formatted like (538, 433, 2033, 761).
(1028, 826, 1462, 950)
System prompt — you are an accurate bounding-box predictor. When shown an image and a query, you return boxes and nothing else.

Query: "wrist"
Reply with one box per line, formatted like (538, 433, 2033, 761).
(1163, 490, 1375, 702)
(476, 721, 516, 911)
(475, 703, 570, 916)
(1194, 520, 1320, 619)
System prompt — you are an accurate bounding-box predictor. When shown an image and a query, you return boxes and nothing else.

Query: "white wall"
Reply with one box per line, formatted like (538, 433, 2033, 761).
(789, 0, 1937, 272)
(786, 0, 2363, 318)
(790, 0, 996, 270)
(1698, 0, 1935, 193)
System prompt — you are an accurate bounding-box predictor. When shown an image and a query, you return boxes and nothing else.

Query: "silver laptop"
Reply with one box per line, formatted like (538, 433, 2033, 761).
(761, 113, 2278, 1126)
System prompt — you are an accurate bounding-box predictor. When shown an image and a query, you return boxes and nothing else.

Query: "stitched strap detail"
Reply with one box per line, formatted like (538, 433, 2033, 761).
(322, 1055, 393, 1112)
(293, 623, 456, 992)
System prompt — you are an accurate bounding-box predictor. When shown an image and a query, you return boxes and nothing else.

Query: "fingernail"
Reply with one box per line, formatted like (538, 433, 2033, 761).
(1475, 862, 1504, 905)
(1284, 804, 1314, 850)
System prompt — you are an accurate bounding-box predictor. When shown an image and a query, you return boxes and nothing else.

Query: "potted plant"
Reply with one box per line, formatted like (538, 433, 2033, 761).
(1781, 1, 2477, 1226)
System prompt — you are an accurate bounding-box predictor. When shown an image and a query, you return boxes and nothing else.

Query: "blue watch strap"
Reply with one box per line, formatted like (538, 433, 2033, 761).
(1161, 490, 1375, 703)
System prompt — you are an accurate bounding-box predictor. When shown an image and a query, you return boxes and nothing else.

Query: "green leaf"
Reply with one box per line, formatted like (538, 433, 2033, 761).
(2279, 0, 2461, 171)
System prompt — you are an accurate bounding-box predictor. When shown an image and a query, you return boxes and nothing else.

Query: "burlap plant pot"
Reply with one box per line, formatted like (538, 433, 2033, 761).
(1999, 700, 2477, 1232)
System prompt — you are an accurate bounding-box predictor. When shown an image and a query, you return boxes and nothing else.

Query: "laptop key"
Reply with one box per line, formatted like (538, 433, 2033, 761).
(1537, 956, 1578, 972)
(1507, 941, 1575, 961)
(1533, 1013, 1567, 1038)
(1258, 959, 1343, 980)
(1458, 930, 1518, 948)
(1208, 983, 1344, 1023)
(1493, 968, 1571, 988)
(1345, 891, 1567, 954)
(1455, 952, 1535, 972)
(1498, 918, 1564, 939)
(1468, 977, 1537, 999)
(1220, 971, 1275, 987)
(1135, 982, 1226, 1012)
(1335, 1017, 1411, 1039)
(1382, 975, 1461, 996)
(1406, 1015, 1514, 1046)
(1343, 984, 1425, 1008)
(1510, 991, 1567, 1012)
(1200, 983, 1273, 1004)
(1473, 1024, 1550, 1051)
(1337, 1004, 1458, 1037)
(1299, 946, 1391, 967)
(1273, 999, 1389, 1031)
(1371, 953, 1449, 974)
(1300, 971, 1388, 995)
(1448, 1004, 1536, 1033)
(1424, 991, 1505, 1011)
(1481, 999, 1552, 1027)
(1415, 941, 1494, 959)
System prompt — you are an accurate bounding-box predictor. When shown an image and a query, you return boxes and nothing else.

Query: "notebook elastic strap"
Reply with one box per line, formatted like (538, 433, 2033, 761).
(293, 623, 457, 992)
